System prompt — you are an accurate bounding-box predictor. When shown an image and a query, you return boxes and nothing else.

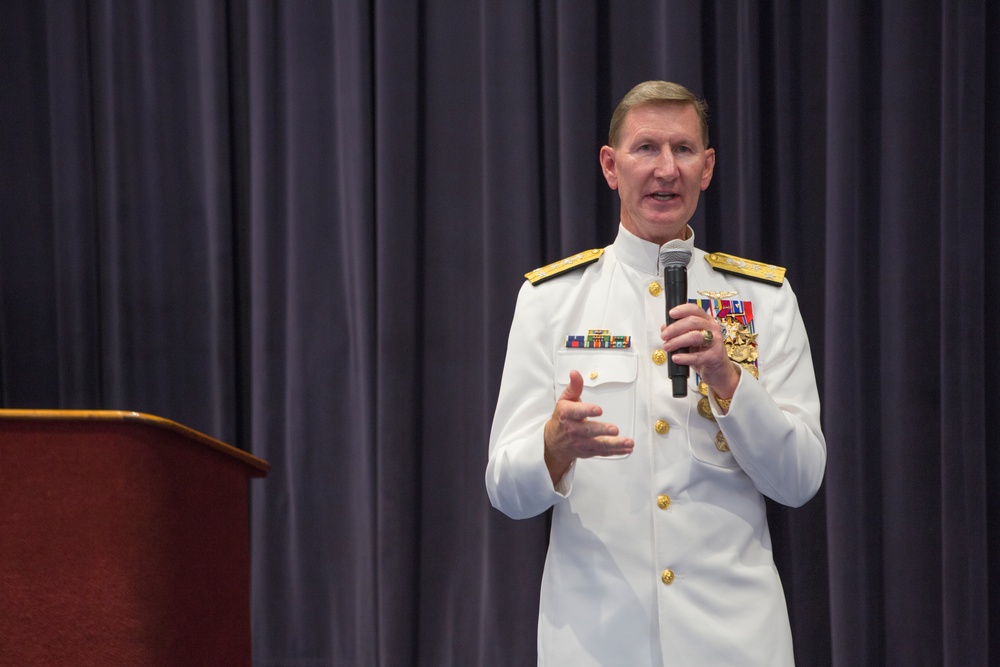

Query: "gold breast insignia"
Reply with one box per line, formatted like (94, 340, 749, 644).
(698, 290, 737, 299)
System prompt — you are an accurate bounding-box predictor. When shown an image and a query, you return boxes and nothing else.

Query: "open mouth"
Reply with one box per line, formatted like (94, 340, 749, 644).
(650, 192, 677, 202)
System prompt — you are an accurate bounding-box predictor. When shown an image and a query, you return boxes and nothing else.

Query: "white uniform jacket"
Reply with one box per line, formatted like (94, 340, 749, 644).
(486, 225, 826, 666)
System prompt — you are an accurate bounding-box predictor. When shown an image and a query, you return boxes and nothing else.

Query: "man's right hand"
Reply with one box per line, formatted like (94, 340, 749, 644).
(543, 370, 635, 485)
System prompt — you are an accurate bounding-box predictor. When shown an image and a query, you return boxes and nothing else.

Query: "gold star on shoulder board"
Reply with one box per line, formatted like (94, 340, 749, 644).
(705, 252, 785, 286)
(525, 249, 604, 285)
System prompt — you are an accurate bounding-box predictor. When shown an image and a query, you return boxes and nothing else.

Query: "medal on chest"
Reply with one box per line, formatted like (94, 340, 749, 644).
(694, 296, 759, 379)
(693, 296, 759, 451)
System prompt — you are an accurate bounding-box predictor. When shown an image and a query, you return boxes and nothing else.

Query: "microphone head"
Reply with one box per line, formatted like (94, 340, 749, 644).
(659, 240, 691, 269)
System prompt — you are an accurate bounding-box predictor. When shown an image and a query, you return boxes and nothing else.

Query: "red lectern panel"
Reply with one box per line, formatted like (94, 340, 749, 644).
(0, 410, 269, 666)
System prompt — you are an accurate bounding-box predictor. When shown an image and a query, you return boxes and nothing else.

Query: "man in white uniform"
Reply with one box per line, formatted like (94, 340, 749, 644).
(486, 81, 826, 666)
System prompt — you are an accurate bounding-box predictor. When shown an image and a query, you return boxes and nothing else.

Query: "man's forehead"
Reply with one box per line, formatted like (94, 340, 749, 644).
(622, 103, 701, 136)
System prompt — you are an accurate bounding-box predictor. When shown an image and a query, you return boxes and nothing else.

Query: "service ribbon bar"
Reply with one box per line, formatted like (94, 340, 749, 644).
(566, 329, 631, 349)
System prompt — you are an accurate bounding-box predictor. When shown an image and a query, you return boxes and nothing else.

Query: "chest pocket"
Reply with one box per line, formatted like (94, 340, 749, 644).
(688, 420, 741, 469)
(554, 350, 638, 449)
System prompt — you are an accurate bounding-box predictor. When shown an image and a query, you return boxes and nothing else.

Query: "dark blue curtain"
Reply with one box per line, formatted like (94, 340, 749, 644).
(2, 1, 997, 665)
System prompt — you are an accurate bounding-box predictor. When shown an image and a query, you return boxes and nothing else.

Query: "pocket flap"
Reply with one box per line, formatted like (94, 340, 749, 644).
(555, 350, 638, 387)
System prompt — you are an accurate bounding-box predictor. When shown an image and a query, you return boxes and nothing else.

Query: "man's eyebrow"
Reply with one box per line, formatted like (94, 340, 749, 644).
(628, 132, 659, 145)
(629, 132, 698, 146)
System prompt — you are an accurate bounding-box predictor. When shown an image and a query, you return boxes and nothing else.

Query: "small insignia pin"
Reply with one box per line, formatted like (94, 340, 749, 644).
(698, 290, 737, 299)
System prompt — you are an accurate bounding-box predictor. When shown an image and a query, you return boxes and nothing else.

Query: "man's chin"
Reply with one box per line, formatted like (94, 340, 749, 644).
(623, 218, 689, 245)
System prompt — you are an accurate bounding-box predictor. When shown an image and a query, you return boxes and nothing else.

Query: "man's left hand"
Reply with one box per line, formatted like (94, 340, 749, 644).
(661, 303, 740, 399)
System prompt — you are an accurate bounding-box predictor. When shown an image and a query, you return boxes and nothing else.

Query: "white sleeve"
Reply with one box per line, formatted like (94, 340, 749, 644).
(713, 280, 827, 507)
(485, 280, 574, 520)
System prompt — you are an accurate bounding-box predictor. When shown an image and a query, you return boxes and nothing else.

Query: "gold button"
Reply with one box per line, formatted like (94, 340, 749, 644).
(714, 430, 730, 452)
(661, 569, 675, 585)
(589, 371, 598, 380)
(656, 495, 671, 510)
(651, 349, 667, 365)
(649, 281, 662, 297)
(654, 420, 670, 435)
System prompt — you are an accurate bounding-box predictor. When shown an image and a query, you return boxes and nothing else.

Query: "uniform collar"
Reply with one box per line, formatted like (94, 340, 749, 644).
(612, 223, 697, 275)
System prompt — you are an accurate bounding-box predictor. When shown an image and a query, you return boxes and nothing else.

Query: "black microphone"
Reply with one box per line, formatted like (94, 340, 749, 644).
(660, 240, 691, 397)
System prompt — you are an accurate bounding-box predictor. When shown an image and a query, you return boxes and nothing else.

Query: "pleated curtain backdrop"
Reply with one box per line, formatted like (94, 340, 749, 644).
(1, 1, 997, 665)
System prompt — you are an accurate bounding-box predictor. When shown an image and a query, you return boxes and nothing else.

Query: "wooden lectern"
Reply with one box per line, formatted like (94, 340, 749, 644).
(0, 410, 269, 666)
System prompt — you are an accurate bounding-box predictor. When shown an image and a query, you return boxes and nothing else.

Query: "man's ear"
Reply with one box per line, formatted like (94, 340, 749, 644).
(599, 145, 618, 190)
(700, 147, 716, 191)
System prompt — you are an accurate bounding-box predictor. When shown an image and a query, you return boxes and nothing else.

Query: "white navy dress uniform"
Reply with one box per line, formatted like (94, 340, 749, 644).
(486, 223, 826, 666)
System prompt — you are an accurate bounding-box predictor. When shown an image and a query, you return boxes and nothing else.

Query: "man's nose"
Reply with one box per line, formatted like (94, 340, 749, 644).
(654, 151, 678, 177)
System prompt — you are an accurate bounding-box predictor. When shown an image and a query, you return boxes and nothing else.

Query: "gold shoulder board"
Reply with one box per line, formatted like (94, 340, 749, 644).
(705, 252, 785, 286)
(525, 248, 604, 285)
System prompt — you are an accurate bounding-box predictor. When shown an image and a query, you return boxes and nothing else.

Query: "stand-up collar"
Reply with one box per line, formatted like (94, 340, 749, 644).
(612, 223, 697, 275)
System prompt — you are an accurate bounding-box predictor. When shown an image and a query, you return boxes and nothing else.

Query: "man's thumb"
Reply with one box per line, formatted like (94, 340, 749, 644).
(559, 370, 585, 402)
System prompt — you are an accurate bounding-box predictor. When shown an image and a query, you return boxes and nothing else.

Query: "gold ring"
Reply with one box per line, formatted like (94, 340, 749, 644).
(701, 330, 714, 346)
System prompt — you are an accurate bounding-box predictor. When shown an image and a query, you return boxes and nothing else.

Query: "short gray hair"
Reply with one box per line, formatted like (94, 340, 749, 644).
(608, 81, 710, 148)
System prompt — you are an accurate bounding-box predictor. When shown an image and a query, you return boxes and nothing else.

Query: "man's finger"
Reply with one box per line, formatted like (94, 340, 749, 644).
(580, 435, 634, 459)
(558, 400, 603, 423)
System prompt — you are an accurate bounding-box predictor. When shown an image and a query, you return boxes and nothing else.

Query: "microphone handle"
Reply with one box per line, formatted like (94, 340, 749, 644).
(664, 264, 689, 397)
